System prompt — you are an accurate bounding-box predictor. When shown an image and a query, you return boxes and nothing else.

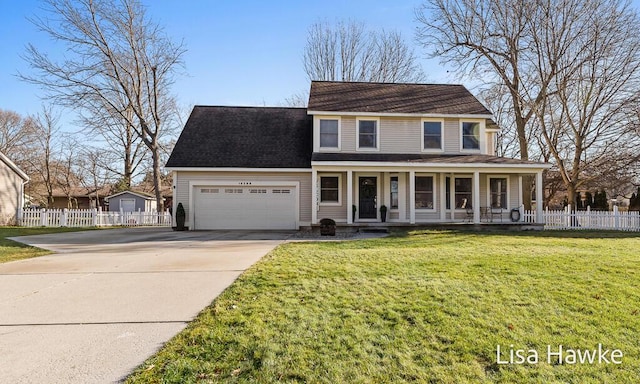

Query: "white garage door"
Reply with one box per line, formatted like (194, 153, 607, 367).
(193, 186, 297, 230)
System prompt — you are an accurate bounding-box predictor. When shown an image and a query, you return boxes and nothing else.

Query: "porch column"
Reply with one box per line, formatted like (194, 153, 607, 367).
(536, 171, 544, 223)
(518, 175, 523, 208)
(473, 171, 480, 224)
(346, 170, 353, 224)
(311, 169, 318, 225)
(450, 174, 455, 221)
(439, 173, 446, 221)
(409, 170, 416, 224)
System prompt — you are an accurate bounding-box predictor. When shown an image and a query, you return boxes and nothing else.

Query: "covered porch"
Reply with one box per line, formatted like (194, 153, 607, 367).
(310, 161, 548, 226)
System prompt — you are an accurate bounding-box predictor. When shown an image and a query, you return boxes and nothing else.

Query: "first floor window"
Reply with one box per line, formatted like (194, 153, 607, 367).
(390, 176, 398, 209)
(490, 178, 507, 208)
(462, 122, 480, 150)
(455, 178, 472, 209)
(320, 176, 339, 203)
(320, 119, 339, 148)
(415, 176, 434, 209)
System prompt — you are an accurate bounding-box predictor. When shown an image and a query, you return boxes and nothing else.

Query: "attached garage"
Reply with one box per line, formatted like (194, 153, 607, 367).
(192, 184, 298, 230)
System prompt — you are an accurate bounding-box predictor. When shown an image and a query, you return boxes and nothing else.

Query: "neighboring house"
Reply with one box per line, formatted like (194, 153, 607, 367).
(166, 81, 550, 230)
(0, 152, 29, 225)
(105, 191, 158, 212)
(47, 187, 110, 210)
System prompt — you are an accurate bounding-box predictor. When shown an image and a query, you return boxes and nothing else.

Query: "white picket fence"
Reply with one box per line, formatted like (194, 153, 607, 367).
(20, 208, 173, 228)
(523, 205, 640, 231)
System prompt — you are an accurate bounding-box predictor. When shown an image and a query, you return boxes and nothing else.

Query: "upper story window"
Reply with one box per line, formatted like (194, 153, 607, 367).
(462, 122, 480, 150)
(422, 120, 443, 151)
(357, 118, 379, 150)
(319, 119, 339, 148)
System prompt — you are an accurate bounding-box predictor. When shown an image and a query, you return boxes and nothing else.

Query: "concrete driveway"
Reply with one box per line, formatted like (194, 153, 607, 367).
(0, 228, 292, 383)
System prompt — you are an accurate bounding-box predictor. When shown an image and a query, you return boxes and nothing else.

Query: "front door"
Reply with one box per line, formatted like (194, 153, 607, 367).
(359, 177, 377, 219)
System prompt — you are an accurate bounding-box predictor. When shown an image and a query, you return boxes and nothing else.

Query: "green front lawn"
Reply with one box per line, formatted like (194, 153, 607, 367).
(0, 227, 95, 264)
(127, 230, 640, 383)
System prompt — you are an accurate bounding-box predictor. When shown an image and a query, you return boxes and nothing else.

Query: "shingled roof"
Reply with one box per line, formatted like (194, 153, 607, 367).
(166, 106, 312, 168)
(308, 81, 491, 115)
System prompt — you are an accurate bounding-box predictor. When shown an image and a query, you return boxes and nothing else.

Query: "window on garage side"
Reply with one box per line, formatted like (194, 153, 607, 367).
(415, 176, 434, 209)
(320, 176, 340, 204)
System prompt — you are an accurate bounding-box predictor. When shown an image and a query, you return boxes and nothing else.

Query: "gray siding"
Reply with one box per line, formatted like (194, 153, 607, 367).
(443, 119, 460, 153)
(108, 193, 154, 212)
(175, 171, 312, 227)
(380, 117, 421, 153)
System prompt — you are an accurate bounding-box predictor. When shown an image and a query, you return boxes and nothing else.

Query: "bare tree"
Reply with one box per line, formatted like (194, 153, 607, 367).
(303, 20, 425, 83)
(26, 107, 61, 208)
(20, 0, 185, 211)
(0, 109, 38, 162)
(416, 0, 640, 209)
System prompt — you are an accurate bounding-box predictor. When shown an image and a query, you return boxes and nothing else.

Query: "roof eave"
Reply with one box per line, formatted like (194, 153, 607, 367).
(307, 110, 494, 119)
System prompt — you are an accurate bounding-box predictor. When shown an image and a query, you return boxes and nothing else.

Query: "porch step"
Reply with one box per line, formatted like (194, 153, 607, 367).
(358, 227, 390, 234)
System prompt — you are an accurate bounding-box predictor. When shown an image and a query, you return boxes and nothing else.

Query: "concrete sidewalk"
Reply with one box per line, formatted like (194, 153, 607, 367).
(0, 228, 291, 383)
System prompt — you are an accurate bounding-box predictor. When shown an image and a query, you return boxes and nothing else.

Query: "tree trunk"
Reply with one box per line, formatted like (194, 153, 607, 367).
(151, 141, 163, 212)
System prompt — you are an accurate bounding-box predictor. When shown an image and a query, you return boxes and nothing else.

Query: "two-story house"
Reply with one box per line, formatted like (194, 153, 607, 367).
(166, 81, 549, 230)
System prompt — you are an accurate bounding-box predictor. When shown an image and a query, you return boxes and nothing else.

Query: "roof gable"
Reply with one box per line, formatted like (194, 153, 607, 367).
(106, 190, 156, 200)
(307, 81, 491, 115)
(166, 106, 312, 169)
(0, 151, 29, 181)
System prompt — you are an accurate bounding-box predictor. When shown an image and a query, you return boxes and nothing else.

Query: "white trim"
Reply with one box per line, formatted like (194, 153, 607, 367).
(473, 171, 480, 223)
(460, 119, 484, 153)
(356, 117, 381, 151)
(188, 180, 300, 230)
(421, 118, 445, 153)
(414, 173, 437, 211)
(312, 161, 551, 170)
(167, 167, 312, 172)
(318, 173, 342, 206)
(308, 110, 494, 119)
(315, 116, 342, 152)
(311, 170, 318, 225)
(346, 170, 353, 224)
(439, 173, 446, 221)
(486, 175, 510, 209)
(106, 190, 156, 201)
(536, 171, 544, 223)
